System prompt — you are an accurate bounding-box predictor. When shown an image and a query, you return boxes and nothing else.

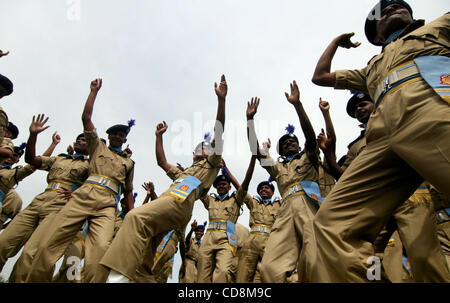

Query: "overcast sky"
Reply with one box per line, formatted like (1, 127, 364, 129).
(0, 0, 447, 283)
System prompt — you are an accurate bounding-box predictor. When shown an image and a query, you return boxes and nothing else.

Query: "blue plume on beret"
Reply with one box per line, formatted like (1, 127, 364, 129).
(221, 167, 228, 176)
(19, 142, 27, 151)
(349, 90, 360, 95)
(133, 192, 138, 200)
(203, 221, 207, 227)
(204, 132, 212, 143)
(268, 176, 273, 183)
(127, 119, 136, 128)
(285, 124, 295, 135)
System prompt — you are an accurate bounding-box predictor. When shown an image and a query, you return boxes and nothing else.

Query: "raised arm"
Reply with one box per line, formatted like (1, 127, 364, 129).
(155, 121, 173, 173)
(25, 114, 50, 168)
(0, 50, 9, 58)
(312, 33, 361, 87)
(42, 131, 61, 157)
(317, 129, 342, 180)
(81, 78, 102, 132)
(213, 75, 227, 154)
(221, 159, 240, 190)
(319, 98, 337, 144)
(246, 97, 264, 159)
(240, 155, 257, 192)
(123, 190, 134, 212)
(285, 81, 317, 153)
(142, 182, 158, 204)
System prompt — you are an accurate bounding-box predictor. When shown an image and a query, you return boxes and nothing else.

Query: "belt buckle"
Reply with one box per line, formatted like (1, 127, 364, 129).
(99, 177, 109, 187)
(384, 77, 391, 91)
(51, 183, 59, 190)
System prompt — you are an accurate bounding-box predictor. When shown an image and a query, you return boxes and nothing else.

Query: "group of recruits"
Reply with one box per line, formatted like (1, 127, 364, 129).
(0, 0, 449, 283)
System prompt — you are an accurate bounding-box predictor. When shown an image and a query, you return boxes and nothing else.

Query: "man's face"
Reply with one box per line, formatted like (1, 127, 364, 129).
(215, 180, 231, 195)
(258, 184, 274, 200)
(73, 136, 88, 154)
(281, 138, 300, 156)
(354, 100, 375, 124)
(375, 4, 413, 43)
(194, 229, 204, 240)
(108, 131, 127, 148)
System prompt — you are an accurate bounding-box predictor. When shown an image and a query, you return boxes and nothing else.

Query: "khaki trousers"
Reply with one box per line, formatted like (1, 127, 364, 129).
(0, 191, 62, 272)
(436, 221, 450, 272)
(299, 83, 450, 282)
(100, 195, 194, 281)
(24, 186, 116, 283)
(197, 230, 235, 283)
(259, 194, 317, 283)
(236, 233, 268, 283)
(182, 258, 198, 283)
(381, 231, 413, 283)
(52, 236, 85, 283)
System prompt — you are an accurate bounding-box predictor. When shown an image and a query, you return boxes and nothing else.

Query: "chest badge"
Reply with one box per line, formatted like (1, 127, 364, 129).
(440, 74, 450, 85)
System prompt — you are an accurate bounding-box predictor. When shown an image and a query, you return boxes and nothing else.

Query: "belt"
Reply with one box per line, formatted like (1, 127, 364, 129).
(283, 182, 306, 200)
(45, 180, 74, 192)
(208, 220, 227, 231)
(435, 208, 450, 225)
(250, 224, 272, 235)
(85, 174, 120, 195)
(374, 61, 421, 107)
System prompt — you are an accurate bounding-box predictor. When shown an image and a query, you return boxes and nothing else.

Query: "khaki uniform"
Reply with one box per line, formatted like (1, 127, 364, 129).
(24, 129, 134, 283)
(0, 109, 8, 149)
(0, 164, 35, 217)
(196, 190, 243, 283)
(0, 189, 22, 229)
(343, 133, 448, 282)
(231, 223, 249, 283)
(180, 237, 202, 283)
(1, 154, 89, 281)
(149, 229, 183, 283)
(301, 15, 450, 282)
(100, 152, 222, 281)
(236, 192, 281, 283)
(259, 148, 320, 283)
(429, 185, 450, 272)
(53, 211, 125, 283)
(382, 232, 413, 283)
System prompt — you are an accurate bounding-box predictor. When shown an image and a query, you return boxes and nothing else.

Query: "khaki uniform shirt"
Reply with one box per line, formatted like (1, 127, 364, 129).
(84, 129, 134, 193)
(238, 189, 281, 228)
(261, 149, 320, 199)
(0, 164, 35, 196)
(34, 154, 89, 212)
(335, 15, 450, 100)
(0, 189, 22, 227)
(162, 152, 222, 206)
(186, 237, 202, 262)
(200, 190, 243, 224)
(341, 132, 367, 173)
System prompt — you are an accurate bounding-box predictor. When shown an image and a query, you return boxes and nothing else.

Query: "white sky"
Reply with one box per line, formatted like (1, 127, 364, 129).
(0, 0, 447, 283)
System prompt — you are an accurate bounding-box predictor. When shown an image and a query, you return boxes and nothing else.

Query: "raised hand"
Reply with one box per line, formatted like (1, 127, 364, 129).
(317, 128, 335, 154)
(191, 220, 198, 229)
(142, 182, 155, 195)
(246, 97, 260, 119)
(123, 144, 133, 158)
(260, 138, 271, 156)
(67, 145, 74, 156)
(319, 97, 330, 113)
(90, 78, 102, 92)
(29, 114, 50, 135)
(334, 33, 361, 49)
(0, 50, 10, 58)
(52, 132, 61, 145)
(155, 121, 168, 136)
(284, 80, 301, 105)
(214, 74, 228, 100)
